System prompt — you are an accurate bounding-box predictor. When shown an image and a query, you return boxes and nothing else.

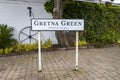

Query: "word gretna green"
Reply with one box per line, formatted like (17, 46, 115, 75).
(34, 20, 82, 26)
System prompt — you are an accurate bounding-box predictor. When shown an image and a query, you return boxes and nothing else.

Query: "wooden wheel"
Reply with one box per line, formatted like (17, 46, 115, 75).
(18, 26, 37, 44)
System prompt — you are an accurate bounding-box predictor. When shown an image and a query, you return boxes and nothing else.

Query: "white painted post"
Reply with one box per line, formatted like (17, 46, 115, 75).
(75, 31, 79, 70)
(38, 32, 42, 72)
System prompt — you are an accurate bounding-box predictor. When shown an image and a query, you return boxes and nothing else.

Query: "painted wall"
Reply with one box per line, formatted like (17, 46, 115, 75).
(75, 0, 100, 3)
(0, 0, 58, 44)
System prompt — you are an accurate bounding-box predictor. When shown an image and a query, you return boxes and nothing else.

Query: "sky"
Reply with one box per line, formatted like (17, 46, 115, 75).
(113, 0, 120, 3)
(103, 0, 120, 3)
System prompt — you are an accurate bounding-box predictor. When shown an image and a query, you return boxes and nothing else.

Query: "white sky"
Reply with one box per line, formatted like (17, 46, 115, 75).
(103, 0, 120, 3)
(113, 0, 120, 3)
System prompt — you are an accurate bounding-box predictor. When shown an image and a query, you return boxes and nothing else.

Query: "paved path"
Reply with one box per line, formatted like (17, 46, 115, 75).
(0, 47, 120, 80)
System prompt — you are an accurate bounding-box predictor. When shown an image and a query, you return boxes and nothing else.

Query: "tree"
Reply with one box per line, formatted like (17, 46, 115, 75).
(53, 0, 70, 47)
(111, 0, 115, 3)
(44, 0, 76, 47)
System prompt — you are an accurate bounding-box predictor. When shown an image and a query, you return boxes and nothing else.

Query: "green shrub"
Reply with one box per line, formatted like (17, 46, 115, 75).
(93, 42, 106, 48)
(16, 43, 23, 52)
(0, 24, 16, 49)
(117, 40, 120, 44)
(63, 1, 120, 46)
(45, 1, 120, 47)
(21, 39, 53, 52)
(4, 47, 13, 55)
(78, 41, 87, 46)
(41, 39, 53, 49)
(0, 49, 3, 55)
(44, 0, 54, 13)
(74, 40, 87, 46)
(24, 44, 32, 51)
(31, 42, 38, 50)
(0, 47, 13, 55)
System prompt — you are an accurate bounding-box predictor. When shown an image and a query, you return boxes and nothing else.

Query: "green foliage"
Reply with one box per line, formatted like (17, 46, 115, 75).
(105, 2, 112, 6)
(16, 43, 23, 52)
(0, 24, 53, 55)
(4, 47, 13, 55)
(0, 39, 53, 55)
(31, 42, 38, 50)
(62, 1, 120, 47)
(41, 39, 52, 49)
(44, 0, 120, 47)
(23, 39, 52, 51)
(15, 39, 52, 52)
(75, 40, 87, 46)
(78, 41, 87, 46)
(0, 47, 13, 55)
(16, 42, 38, 52)
(0, 24, 16, 49)
(44, 0, 54, 13)
(24, 44, 32, 51)
(23, 42, 38, 51)
(44, 0, 73, 13)
(117, 40, 120, 44)
(0, 49, 3, 55)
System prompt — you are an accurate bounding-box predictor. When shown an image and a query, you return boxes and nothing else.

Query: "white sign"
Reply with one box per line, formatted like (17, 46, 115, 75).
(31, 19, 84, 72)
(31, 19, 84, 31)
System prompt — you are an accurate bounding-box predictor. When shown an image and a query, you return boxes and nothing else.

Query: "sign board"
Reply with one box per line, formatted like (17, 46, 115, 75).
(31, 19, 84, 31)
(32, 19, 84, 72)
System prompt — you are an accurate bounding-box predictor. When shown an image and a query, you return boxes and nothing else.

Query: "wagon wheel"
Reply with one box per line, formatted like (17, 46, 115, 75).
(18, 26, 38, 44)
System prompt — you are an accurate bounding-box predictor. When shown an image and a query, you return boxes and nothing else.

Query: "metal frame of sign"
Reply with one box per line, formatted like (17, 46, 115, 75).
(31, 19, 84, 72)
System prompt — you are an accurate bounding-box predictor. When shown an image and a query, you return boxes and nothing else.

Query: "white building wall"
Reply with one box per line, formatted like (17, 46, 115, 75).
(75, 0, 113, 3)
(0, 0, 58, 44)
(75, 0, 100, 3)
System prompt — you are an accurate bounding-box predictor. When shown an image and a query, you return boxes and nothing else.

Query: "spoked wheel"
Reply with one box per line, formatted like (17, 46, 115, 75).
(18, 26, 38, 44)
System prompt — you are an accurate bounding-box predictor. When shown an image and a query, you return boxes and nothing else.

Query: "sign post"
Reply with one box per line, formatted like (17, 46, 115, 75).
(38, 32, 42, 72)
(31, 19, 84, 71)
(75, 31, 79, 70)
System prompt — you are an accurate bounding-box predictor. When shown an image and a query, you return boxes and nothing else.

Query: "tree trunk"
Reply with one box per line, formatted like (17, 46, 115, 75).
(53, 0, 70, 48)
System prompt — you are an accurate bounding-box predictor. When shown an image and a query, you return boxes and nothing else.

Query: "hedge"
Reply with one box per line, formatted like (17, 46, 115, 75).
(45, 0, 120, 47)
